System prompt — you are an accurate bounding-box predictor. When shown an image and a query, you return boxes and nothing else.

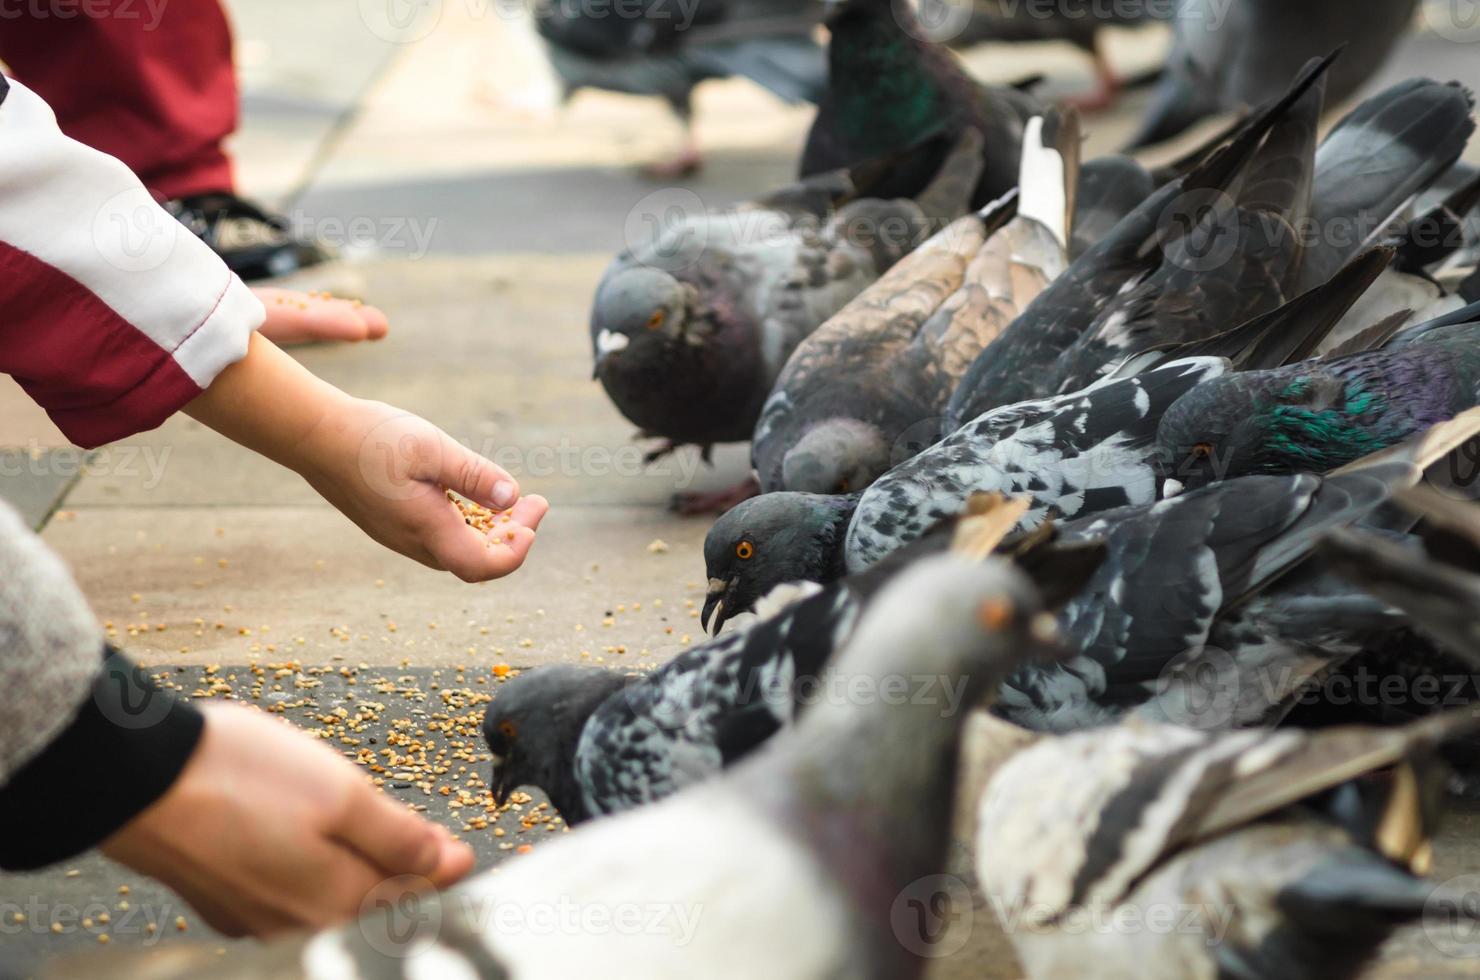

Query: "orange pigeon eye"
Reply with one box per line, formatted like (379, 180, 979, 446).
(977, 598, 1015, 631)
(1191, 442, 1213, 460)
(646, 310, 666, 330)
(498, 720, 518, 739)
(736, 541, 755, 560)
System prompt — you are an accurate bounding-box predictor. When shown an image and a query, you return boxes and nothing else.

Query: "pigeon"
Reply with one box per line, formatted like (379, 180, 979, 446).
(483, 580, 857, 823)
(1127, 0, 1419, 149)
(1039, 53, 1330, 397)
(534, 0, 826, 176)
(114, 554, 1065, 980)
(975, 711, 1480, 980)
(918, 0, 1171, 110)
(1002, 452, 1438, 732)
(753, 110, 1080, 496)
(704, 246, 1390, 627)
(1154, 302, 1480, 496)
(484, 504, 1103, 822)
(801, 0, 1038, 208)
(591, 129, 985, 510)
(945, 54, 1333, 429)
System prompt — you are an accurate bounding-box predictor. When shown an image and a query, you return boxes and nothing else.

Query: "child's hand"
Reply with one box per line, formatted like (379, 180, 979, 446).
(187, 335, 549, 581)
(295, 398, 549, 581)
(103, 702, 475, 936)
(252, 287, 390, 346)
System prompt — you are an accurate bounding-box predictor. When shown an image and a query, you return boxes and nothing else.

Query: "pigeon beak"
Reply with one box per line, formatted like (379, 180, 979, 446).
(701, 577, 731, 635)
(1163, 478, 1185, 499)
(490, 756, 511, 807)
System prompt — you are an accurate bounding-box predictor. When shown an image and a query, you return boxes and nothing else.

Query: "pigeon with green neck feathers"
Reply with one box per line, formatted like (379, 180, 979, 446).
(1156, 302, 1480, 495)
(802, 0, 1037, 208)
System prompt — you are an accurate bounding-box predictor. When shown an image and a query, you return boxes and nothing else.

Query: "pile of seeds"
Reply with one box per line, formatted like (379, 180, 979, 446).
(448, 490, 512, 539)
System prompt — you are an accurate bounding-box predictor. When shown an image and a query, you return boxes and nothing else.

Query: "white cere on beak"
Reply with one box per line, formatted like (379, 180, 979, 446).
(596, 329, 630, 355)
(1030, 612, 1059, 644)
(1163, 478, 1185, 499)
(487, 752, 504, 767)
(707, 577, 728, 596)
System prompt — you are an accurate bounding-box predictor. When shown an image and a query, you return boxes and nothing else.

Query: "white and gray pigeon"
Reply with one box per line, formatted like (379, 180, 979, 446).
(705, 357, 1225, 630)
(484, 515, 1103, 822)
(976, 712, 1480, 980)
(590, 128, 986, 510)
(103, 555, 1064, 980)
(1127, 0, 1419, 149)
(752, 110, 1080, 496)
(535, 0, 826, 176)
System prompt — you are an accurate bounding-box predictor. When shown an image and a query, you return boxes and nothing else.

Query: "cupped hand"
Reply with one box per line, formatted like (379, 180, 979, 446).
(295, 397, 550, 582)
(101, 702, 475, 937)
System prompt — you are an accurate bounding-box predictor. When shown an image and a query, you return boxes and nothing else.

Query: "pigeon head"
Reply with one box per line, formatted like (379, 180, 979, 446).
(1154, 370, 1382, 495)
(482, 665, 629, 824)
(781, 418, 891, 494)
(590, 266, 699, 381)
(702, 492, 858, 634)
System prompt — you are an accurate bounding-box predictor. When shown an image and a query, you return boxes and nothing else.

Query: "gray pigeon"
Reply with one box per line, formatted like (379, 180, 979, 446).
(97, 555, 1063, 979)
(535, 0, 826, 176)
(753, 111, 1080, 496)
(1128, 0, 1419, 149)
(976, 712, 1480, 980)
(591, 130, 985, 512)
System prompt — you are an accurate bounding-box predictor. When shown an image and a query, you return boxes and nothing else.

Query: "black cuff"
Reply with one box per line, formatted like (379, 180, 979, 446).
(0, 645, 204, 870)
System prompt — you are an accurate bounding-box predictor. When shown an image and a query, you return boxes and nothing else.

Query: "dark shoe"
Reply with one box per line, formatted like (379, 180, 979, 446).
(166, 192, 332, 281)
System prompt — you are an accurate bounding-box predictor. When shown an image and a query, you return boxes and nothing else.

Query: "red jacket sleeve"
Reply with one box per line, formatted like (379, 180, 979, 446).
(0, 76, 263, 448)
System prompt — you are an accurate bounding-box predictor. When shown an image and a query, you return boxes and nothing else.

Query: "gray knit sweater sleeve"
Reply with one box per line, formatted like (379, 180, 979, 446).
(0, 498, 206, 869)
(0, 499, 102, 783)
